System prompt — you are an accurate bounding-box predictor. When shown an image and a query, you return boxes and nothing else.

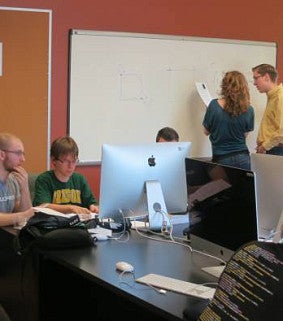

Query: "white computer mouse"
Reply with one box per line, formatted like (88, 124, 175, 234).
(116, 261, 134, 273)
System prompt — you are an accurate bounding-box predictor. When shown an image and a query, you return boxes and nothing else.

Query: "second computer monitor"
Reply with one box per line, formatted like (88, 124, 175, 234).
(251, 153, 283, 240)
(185, 158, 258, 262)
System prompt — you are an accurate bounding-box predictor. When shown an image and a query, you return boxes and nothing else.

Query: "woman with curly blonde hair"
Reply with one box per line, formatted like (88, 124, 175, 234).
(203, 71, 254, 170)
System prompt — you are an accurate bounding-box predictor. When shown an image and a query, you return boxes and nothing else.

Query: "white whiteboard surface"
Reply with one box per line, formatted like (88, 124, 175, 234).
(68, 30, 276, 163)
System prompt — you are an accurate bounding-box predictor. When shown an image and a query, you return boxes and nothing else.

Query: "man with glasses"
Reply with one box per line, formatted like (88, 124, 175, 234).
(0, 132, 34, 226)
(33, 136, 99, 217)
(252, 64, 283, 155)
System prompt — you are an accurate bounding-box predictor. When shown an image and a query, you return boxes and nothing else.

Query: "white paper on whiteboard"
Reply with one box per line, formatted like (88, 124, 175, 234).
(195, 82, 213, 107)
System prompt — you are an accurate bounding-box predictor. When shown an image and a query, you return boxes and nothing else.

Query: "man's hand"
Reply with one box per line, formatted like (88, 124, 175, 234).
(89, 204, 99, 213)
(11, 166, 29, 187)
(69, 205, 91, 214)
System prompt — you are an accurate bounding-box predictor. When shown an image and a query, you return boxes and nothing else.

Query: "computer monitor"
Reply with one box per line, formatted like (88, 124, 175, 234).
(251, 153, 283, 240)
(184, 158, 258, 262)
(99, 142, 191, 231)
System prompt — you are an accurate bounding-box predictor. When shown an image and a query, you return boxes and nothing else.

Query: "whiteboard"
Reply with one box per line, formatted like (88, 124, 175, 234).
(68, 30, 276, 163)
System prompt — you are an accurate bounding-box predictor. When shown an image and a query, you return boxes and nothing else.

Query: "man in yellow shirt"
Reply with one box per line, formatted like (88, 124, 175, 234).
(252, 64, 283, 155)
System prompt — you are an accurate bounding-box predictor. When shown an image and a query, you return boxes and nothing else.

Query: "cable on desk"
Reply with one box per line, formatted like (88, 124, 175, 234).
(117, 211, 227, 266)
(144, 283, 167, 294)
(191, 248, 227, 266)
(118, 269, 135, 279)
(117, 273, 168, 295)
(117, 270, 136, 288)
(109, 230, 130, 242)
(132, 221, 227, 267)
(133, 223, 194, 250)
(104, 209, 132, 242)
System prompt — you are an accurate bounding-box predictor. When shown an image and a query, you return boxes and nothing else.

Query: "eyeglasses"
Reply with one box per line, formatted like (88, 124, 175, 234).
(2, 149, 25, 157)
(56, 158, 79, 166)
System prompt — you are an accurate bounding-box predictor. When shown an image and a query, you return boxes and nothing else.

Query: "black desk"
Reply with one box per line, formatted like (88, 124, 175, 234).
(38, 227, 219, 321)
(0, 228, 22, 321)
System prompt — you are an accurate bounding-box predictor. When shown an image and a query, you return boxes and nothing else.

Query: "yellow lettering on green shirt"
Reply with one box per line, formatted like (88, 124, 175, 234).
(53, 189, 82, 204)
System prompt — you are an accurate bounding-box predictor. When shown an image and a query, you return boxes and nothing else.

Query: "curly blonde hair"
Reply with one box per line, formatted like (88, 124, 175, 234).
(221, 71, 250, 117)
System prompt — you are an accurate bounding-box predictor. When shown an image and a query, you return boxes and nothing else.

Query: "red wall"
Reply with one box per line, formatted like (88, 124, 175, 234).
(1, 0, 283, 199)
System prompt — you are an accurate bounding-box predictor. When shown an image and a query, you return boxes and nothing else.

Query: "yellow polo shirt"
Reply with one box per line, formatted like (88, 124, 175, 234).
(257, 84, 283, 151)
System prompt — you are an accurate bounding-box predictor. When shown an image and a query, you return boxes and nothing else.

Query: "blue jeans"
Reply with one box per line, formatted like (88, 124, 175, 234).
(266, 146, 283, 156)
(212, 151, 251, 170)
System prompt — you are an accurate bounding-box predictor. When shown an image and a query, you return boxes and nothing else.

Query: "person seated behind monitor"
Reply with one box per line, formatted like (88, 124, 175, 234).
(156, 127, 179, 142)
(0, 132, 34, 227)
(33, 136, 99, 218)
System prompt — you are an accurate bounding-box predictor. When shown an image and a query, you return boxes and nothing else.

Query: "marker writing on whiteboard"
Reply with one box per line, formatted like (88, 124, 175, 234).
(202, 83, 206, 89)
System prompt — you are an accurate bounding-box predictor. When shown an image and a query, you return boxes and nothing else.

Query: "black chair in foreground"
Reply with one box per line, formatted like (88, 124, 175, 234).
(0, 304, 12, 321)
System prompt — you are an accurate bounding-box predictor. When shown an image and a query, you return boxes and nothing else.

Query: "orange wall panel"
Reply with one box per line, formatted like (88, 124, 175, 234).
(0, 9, 49, 172)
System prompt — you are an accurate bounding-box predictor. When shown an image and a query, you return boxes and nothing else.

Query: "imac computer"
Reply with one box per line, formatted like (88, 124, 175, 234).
(251, 153, 283, 241)
(184, 158, 258, 262)
(99, 142, 191, 231)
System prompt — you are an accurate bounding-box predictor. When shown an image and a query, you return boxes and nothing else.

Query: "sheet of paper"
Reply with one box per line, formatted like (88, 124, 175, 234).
(195, 82, 213, 107)
(88, 226, 112, 237)
(32, 206, 77, 218)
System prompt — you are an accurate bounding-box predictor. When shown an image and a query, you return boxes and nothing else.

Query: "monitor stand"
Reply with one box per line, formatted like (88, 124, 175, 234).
(273, 209, 283, 243)
(145, 180, 171, 231)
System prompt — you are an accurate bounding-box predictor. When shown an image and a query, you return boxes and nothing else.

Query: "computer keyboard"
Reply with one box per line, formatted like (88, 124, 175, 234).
(136, 273, 216, 299)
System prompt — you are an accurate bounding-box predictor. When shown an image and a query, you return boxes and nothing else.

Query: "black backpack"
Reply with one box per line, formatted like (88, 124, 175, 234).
(14, 211, 96, 254)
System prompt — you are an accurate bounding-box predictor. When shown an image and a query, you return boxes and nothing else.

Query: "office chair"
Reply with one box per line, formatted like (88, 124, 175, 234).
(184, 241, 283, 321)
(0, 304, 11, 321)
(28, 173, 38, 202)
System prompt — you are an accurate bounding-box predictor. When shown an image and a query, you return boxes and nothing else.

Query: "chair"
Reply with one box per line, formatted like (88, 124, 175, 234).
(0, 304, 11, 321)
(28, 173, 38, 202)
(199, 241, 283, 320)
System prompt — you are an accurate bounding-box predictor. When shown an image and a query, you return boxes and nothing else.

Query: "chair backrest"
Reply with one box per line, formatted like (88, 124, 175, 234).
(197, 241, 283, 321)
(28, 173, 38, 202)
(0, 304, 12, 321)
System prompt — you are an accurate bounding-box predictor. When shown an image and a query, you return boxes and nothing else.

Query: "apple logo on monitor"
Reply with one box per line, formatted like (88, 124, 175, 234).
(148, 155, 156, 167)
